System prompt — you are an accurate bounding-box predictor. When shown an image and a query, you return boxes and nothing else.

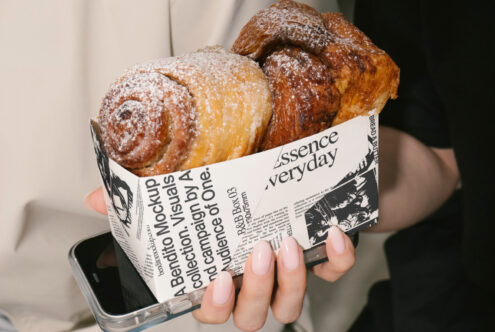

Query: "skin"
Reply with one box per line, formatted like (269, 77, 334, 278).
(84, 126, 460, 331)
(375, 126, 460, 232)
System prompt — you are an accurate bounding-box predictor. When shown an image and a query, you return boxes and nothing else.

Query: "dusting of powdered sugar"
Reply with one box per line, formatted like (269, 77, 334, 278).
(126, 46, 271, 164)
(233, 0, 332, 58)
(99, 70, 194, 169)
(233, 1, 386, 70)
(112, 100, 144, 151)
(231, 0, 397, 132)
(99, 46, 271, 170)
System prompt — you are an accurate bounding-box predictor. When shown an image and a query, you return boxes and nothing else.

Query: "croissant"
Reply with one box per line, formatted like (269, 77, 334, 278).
(232, 0, 400, 150)
(99, 1, 399, 176)
(98, 46, 272, 176)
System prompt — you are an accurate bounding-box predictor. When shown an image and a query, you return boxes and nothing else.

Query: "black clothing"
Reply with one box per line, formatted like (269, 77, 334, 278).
(350, 0, 494, 330)
(350, 193, 479, 331)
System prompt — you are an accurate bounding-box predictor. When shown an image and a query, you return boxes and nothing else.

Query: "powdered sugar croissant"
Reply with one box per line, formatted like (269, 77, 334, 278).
(98, 46, 272, 177)
(232, 0, 400, 150)
(98, 0, 399, 176)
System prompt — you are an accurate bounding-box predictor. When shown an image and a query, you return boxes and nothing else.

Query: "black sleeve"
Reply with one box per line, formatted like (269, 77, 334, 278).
(354, 0, 495, 303)
(354, 0, 452, 148)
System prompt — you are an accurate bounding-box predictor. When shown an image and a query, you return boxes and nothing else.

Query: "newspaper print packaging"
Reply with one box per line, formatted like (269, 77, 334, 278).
(90, 114, 379, 303)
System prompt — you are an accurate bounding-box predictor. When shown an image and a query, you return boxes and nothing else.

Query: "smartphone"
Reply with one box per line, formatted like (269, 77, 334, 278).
(69, 231, 357, 332)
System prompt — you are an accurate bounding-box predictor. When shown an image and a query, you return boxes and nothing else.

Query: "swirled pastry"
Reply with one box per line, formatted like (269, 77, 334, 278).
(99, 0, 400, 175)
(232, 0, 400, 149)
(260, 46, 340, 150)
(98, 46, 272, 176)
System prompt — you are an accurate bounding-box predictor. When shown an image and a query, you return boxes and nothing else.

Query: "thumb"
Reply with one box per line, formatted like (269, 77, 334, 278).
(84, 187, 108, 215)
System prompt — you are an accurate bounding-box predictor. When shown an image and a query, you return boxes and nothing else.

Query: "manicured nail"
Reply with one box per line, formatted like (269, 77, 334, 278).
(281, 237, 300, 271)
(212, 271, 232, 305)
(328, 226, 346, 254)
(251, 240, 272, 276)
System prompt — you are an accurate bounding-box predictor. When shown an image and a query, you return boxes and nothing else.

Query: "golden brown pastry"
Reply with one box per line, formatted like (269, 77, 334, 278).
(98, 0, 400, 176)
(320, 12, 399, 125)
(98, 46, 272, 176)
(260, 46, 340, 150)
(232, 0, 400, 149)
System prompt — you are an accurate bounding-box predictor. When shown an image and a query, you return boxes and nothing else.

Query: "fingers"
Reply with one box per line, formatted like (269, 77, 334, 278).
(192, 271, 235, 324)
(312, 226, 355, 282)
(84, 187, 108, 215)
(233, 241, 275, 331)
(271, 237, 306, 324)
(194, 238, 311, 329)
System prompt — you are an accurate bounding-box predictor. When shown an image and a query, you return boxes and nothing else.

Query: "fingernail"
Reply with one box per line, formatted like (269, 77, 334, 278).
(251, 240, 272, 276)
(212, 271, 232, 305)
(281, 237, 300, 271)
(328, 226, 346, 254)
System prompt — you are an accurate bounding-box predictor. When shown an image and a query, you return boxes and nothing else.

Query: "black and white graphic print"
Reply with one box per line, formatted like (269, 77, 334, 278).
(91, 127, 134, 236)
(305, 169, 378, 246)
(334, 135, 376, 188)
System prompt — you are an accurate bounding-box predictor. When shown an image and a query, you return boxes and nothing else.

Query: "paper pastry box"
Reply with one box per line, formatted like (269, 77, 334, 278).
(90, 114, 379, 303)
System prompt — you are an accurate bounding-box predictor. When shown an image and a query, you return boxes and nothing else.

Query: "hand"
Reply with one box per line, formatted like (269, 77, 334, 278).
(84, 188, 355, 331)
(84, 187, 108, 215)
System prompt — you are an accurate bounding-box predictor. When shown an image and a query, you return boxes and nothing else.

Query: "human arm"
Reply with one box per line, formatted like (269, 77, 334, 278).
(372, 125, 460, 232)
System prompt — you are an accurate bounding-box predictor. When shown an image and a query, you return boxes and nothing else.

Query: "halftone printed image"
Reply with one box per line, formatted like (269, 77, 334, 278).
(305, 169, 378, 246)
